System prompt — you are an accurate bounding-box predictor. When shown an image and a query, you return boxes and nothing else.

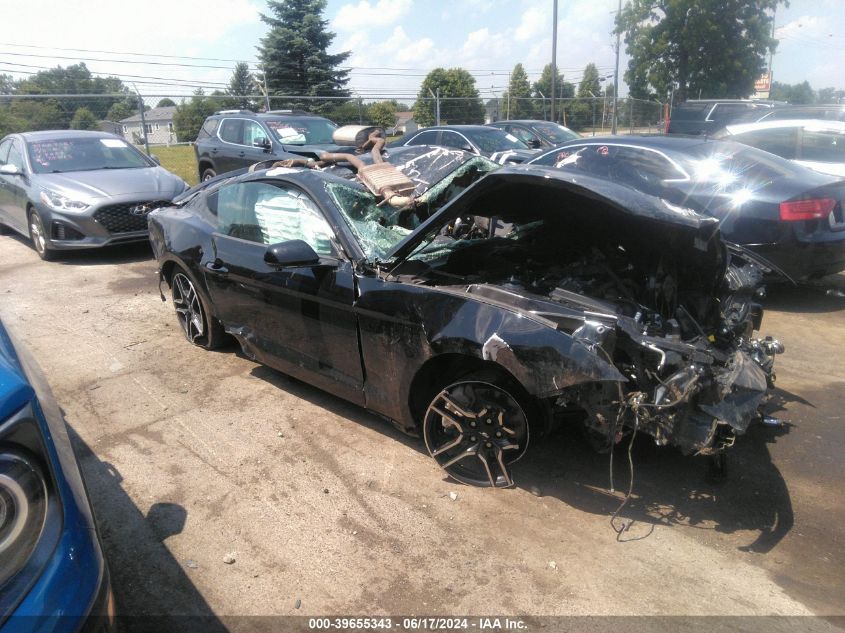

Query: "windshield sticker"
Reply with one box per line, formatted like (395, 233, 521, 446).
(504, 133, 519, 143)
(100, 139, 127, 148)
(266, 167, 300, 176)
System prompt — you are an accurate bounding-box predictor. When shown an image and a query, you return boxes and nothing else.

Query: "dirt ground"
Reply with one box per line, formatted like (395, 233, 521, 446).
(0, 234, 843, 631)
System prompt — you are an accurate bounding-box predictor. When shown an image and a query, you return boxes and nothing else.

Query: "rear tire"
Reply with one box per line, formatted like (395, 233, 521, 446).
(201, 168, 217, 182)
(170, 266, 226, 349)
(28, 210, 55, 261)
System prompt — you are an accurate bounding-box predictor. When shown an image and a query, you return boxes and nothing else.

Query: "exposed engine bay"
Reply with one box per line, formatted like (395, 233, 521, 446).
(387, 174, 784, 456)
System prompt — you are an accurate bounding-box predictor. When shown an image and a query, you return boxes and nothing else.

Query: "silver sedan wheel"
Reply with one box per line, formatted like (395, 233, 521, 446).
(29, 212, 48, 256)
(172, 272, 206, 343)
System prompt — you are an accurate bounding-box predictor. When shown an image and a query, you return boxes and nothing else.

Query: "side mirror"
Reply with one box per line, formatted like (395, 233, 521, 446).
(0, 164, 21, 176)
(264, 240, 321, 267)
(253, 137, 271, 150)
(528, 138, 543, 149)
(460, 144, 475, 153)
(149, 154, 161, 165)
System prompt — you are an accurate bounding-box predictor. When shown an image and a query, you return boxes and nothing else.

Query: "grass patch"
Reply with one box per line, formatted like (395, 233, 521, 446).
(150, 144, 199, 186)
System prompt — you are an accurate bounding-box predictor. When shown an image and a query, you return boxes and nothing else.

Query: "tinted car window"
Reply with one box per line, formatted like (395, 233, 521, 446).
(0, 139, 11, 164)
(670, 103, 711, 120)
(405, 130, 439, 146)
(440, 131, 473, 151)
(26, 137, 151, 174)
(709, 103, 752, 121)
(243, 120, 267, 146)
(219, 119, 245, 144)
(196, 118, 219, 140)
(533, 122, 579, 144)
(214, 181, 335, 254)
(463, 128, 527, 152)
(263, 118, 337, 145)
(801, 129, 845, 162)
(679, 143, 797, 183)
(507, 126, 537, 144)
(730, 127, 799, 160)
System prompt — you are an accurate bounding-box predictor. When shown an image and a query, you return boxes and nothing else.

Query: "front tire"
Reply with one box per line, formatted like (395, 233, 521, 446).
(171, 267, 225, 349)
(28, 210, 55, 261)
(423, 372, 532, 488)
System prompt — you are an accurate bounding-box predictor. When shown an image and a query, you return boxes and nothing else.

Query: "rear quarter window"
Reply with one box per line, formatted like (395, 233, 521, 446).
(197, 119, 219, 141)
(670, 103, 711, 120)
(801, 129, 845, 162)
(731, 127, 799, 160)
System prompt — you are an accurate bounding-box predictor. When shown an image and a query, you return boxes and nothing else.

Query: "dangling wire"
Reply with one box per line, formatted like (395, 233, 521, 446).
(609, 406, 654, 542)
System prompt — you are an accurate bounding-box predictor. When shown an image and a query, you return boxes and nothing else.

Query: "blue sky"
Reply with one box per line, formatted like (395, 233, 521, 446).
(1, 0, 843, 100)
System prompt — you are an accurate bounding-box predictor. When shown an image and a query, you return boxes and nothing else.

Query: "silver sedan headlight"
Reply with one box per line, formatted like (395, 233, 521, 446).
(39, 190, 90, 213)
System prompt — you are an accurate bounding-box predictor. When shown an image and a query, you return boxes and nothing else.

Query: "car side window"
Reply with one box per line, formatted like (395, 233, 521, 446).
(708, 103, 751, 121)
(6, 141, 24, 171)
(214, 181, 336, 255)
(243, 121, 267, 147)
(440, 131, 471, 151)
(197, 119, 219, 141)
(732, 127, 799, 160)
(531, 145, 589, 167)
(508, 126, 535, 144)
(801, 129, 845, 162)
(219, 119, 245, 145)
(0, 139, 11, 164)
(406, 130, 438, 146)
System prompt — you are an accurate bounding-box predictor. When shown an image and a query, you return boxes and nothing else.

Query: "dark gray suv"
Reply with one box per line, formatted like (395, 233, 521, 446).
(193, 110, 345, 181)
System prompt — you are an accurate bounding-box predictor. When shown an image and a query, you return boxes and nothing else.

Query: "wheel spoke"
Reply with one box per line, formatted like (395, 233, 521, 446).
(439, 392, 476, 419)
(494, 447, 514, 487)
(440, 445, 477, 470)
(430, 405, 462, 431)
(475, 450, 497, 487)
(431, 433, 464, 457)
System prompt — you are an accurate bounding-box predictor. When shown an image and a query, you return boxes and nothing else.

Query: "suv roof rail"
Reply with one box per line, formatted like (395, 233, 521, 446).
(214, 109, 255, 115)
(264, 109, 312, 116)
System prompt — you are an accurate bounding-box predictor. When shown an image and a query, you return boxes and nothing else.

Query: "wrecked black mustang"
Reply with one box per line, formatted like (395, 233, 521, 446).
(149, 153, 783, 488)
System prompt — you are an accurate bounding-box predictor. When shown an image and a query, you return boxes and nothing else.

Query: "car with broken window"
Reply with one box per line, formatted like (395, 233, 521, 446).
(388, 125, 539, 164)
(487, 119, 580, 149)
(529, 135, 845, 280)
(0, 130, 189, 261)
(149, 131, 783, 489)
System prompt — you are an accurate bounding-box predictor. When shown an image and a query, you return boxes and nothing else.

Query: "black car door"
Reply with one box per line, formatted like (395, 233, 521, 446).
(202, 179, 364, 405)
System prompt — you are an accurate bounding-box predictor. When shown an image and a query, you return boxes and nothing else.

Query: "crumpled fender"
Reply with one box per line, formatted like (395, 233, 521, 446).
(425, 300, 626, 397)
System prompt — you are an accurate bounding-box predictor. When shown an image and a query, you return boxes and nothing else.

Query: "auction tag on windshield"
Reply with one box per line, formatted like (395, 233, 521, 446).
(100, 139, 128, 148)
(505, 133, 519, 142)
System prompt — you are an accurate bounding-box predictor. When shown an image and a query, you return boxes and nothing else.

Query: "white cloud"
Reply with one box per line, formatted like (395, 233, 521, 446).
(515, 6, 547, 42)
(333, 0, 413, 31)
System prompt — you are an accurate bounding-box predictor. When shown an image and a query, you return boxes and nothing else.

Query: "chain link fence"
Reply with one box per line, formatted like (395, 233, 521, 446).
(0, 92, 665, 149)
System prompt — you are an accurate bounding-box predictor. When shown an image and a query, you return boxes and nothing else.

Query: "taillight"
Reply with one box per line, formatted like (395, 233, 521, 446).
(779, 198, 836, 221)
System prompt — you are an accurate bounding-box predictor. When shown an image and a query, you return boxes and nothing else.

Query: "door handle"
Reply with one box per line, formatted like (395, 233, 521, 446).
(205, 260, 229, 277)
(211, 147, 219, 154)
(238, 151, 245, 157)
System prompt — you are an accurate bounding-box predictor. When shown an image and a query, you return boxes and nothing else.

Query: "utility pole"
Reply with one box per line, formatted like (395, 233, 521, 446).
(134, 85, 149, 155)
(612, 0, 621, 134)
(550, 0, 558, 123)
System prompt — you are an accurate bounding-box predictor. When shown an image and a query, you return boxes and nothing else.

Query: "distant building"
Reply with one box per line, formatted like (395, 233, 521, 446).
(97, 120, 122, 136)
(391, 111, 417, 135)
(119, 106, 177, 145)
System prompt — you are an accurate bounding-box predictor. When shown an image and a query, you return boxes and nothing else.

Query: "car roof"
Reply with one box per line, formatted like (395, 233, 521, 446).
(18, 130, 120, 141)
(723, 119, 845, 134)
(493, 120, 563, 125)
(424, 125, 499, 132)
(555, 134, 717, 151)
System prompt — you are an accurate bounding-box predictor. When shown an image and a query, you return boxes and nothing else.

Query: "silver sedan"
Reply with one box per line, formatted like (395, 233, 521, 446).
(0, 130, 188, 260)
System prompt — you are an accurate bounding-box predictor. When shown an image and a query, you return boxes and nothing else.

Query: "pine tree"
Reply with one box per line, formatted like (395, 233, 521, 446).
(228, 63, 255, 110)
(503, 63, 532, 119)
(257, 0, 350, 113)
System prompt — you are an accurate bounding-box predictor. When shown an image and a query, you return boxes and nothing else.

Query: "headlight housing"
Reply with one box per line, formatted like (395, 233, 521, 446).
(0, 450, 48, 586)
(39, 190, 90, 213)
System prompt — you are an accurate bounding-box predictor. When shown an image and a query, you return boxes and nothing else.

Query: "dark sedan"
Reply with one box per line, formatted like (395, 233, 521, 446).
(388, 125, 538, 164)
(0, 130, 189, 260)
(529, 135, 845, 280)
(487, 119, 579, 149)
(0, 319, 115, 632)
(149, 153, 782, 489)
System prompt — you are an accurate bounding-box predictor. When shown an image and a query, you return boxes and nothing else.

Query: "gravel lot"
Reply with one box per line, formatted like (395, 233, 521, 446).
(0, 234, 843, 630)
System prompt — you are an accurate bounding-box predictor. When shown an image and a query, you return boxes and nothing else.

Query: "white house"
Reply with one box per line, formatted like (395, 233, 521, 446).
(120, 106, 177, 145)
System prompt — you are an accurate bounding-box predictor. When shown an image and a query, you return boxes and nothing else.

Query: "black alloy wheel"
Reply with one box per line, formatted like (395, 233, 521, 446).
(201, 168, 216, 182)
(171, 269, 225, 349)
(424, 379, 529, 488)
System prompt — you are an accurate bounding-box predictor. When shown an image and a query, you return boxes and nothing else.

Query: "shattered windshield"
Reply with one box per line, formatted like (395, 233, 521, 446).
(325, 182, 413, 260)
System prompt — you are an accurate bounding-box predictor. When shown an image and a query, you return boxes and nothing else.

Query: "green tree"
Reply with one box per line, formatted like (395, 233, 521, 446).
(577, 63, 601, 98)
(502, 63, 532, 119)
(617, 0, 781, 102)
(257, 0, 350, 113)
(532, 64, 574, 121)
(156, 98, 177, 108)
(770, 81, 816, 104)
(106, 101, 135, 122)
(367, 100, 399, 129)
(70, 107, 98, 130)
(0, 109, 27, 137)
(413, 68, 484, 126)
(227, 62, 255, 109)
(173, 89, 218, 142)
